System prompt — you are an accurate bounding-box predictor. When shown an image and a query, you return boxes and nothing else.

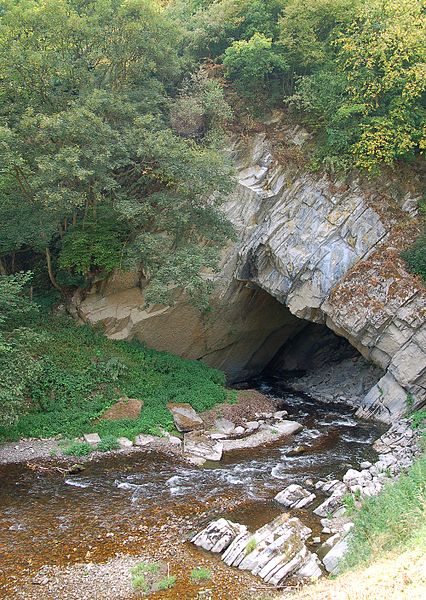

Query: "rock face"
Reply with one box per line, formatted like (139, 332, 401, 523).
(73, 127, 425, 422)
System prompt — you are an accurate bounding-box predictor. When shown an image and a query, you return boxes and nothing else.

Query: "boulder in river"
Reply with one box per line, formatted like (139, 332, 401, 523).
(275, 484, 316, 509)
(167, 403, 204, 432)
(184, 431, 223, 461)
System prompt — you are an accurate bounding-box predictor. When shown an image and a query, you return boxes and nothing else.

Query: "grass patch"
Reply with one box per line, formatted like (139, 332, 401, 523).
(62, 441, 93, 456)
(97, 435, 120, 452)
(156, 575, 176, 591)
(130, 561, 160, 576)
(190, 567, 212, 582)
(131, 574, 148, 592)
(340, 454, 426, 572)
(0, 313, 228, 443)
(245, 537, 257, 555)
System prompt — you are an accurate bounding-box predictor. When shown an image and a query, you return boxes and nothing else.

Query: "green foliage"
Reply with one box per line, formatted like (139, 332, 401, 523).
(131, 574, 148, 592)
(0, 0, 234, 305)
(131, 562, 160, 576)
(190, 567, 212, 582)
(0, 273, 44, 425)
(245, 537, 257, 555)
(62, 441, 93, 456)
(340, 455, 426, 572)
(156, 576, 176, 591)
(410, 410, 426, 432)
(0, 312, 227, 442)
(223, 33, 287, 97)
(401, 233, 426, 282)
(97, 436, 120, 452)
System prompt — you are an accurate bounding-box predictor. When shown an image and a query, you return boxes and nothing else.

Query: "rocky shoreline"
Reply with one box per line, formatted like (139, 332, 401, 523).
(190, 418, 423, 587)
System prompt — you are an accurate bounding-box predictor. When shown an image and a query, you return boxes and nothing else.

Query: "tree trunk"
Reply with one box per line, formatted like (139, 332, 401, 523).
(0, 256, 7, 275)
(45, 247, 62, 291)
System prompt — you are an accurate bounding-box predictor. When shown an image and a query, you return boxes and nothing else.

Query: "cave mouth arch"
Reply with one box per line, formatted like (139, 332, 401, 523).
(219, 284, 384, 409)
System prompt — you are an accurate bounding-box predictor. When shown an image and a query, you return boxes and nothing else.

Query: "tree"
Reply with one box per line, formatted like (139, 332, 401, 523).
(223, 33, 287, 97)
(0, 0, 234, 305)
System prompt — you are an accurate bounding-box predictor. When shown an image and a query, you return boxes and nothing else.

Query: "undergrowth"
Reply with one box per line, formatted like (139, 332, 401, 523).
(340, 454, 426, 572)
(0, 314, 228, 443)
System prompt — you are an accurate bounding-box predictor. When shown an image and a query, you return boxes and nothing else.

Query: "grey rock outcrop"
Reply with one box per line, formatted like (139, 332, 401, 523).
(192, 514, 321, 586)
(275, 484, 316, 509)
(73, 127, 425, 421)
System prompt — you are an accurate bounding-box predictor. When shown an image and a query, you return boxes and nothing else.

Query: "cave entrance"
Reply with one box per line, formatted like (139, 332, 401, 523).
(219, 285, 384, 408)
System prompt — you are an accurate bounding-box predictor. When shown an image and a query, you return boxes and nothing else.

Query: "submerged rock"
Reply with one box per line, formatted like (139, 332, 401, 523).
(167, 403, 204, 433)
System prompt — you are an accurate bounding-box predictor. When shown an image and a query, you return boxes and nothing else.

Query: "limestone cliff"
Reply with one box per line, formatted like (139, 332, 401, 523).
(73, 128, 426, 423)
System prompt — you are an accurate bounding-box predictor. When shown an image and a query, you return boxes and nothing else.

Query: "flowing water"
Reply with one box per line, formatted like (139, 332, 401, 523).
(0, 379, 385, 597)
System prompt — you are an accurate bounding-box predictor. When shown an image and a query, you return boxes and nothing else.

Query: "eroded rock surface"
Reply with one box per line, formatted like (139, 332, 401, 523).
(74, 128, 426, 421)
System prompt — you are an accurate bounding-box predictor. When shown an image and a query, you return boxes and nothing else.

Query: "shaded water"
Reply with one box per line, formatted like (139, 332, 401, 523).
(0, 381, 385, 597)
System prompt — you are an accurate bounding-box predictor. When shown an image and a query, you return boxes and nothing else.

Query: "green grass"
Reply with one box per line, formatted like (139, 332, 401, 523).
(131, 574, 148, 592)
(97, 435, 120, 452)
(156, 575, 176, 590)
(245, 537, 257, 555)
(340, 454, 426, 572)
(0, 314, 228, 443)
(62, 441, 92, 456)
(130, 562, 160, 576)
(190, 567, 212, 582)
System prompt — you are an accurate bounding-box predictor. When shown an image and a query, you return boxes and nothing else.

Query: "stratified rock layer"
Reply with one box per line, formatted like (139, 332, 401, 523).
(74, 129, 426, 422)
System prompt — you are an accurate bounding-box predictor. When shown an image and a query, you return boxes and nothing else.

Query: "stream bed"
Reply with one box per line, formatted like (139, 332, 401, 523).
(0, 380, 385, 598)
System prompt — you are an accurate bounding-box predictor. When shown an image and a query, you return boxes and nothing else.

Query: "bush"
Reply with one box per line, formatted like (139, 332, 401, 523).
(156, 576, 176, 591)
(401, 233, 426, 282)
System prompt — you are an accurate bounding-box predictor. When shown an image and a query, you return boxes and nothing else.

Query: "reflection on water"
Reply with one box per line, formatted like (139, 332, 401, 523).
(0, 380, 385, 594)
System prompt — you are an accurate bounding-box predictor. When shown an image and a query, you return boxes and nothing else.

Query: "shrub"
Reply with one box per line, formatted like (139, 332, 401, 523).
(190, 567, 212, 582)
(130, 562, 160, 576)
(131, 574, 148, 592)
(245, 538, 257, 554)
(401, 233, 426, 282)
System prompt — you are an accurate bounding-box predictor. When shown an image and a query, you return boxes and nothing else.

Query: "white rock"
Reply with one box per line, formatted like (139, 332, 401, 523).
(275, 484, 316, 509)
(134, 434, 154, 446)
(214, 418, 235, 435)
(223, 421, 303, 451)
(83, 433, 101, 445)
(233, 426, 246, 435)
(245, 420, 260, 431)
(322, 536, 351, 574)
(191, 518, 247, 553)
(117, 437, 133, 448)
(184, 431, 223, 461)
(274, 410, 288, 420)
